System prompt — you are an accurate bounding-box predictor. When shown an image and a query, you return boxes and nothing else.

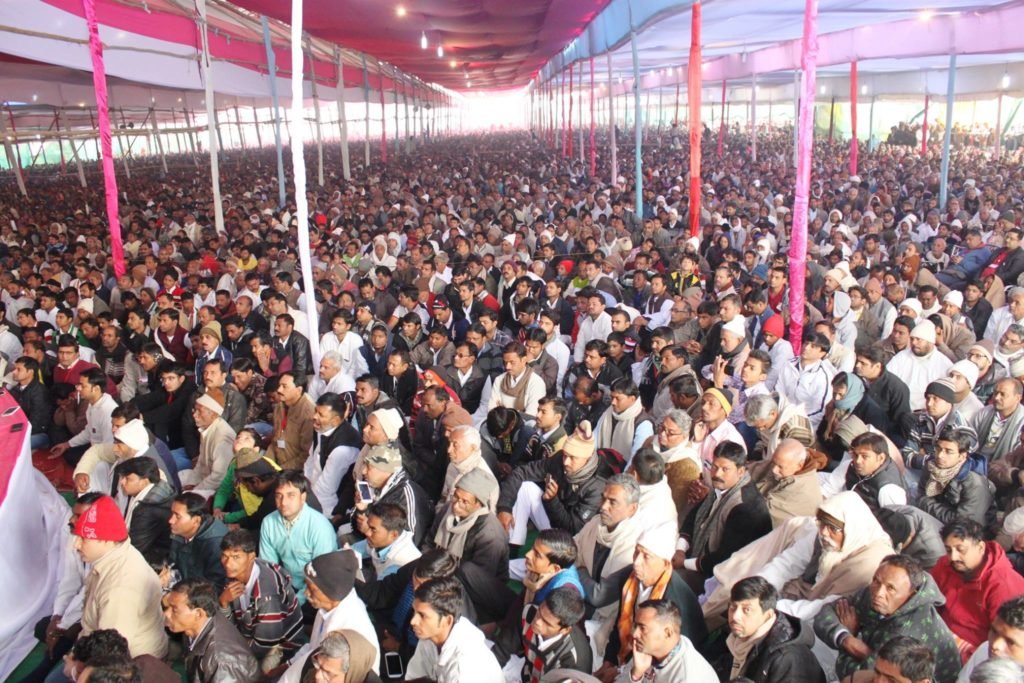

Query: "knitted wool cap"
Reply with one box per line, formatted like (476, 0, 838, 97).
(562, 421, 595, 461)
(925, 379, 957, 405)
(365, 444, 403, 474)
(910, 320, 936, 344)
(637, 523, 678, 561)
(305, 549, 358, 601)
(763, 315, 784, 339)
(199, 321, 222, 343)
(949, 360, 980, 389)
(454, 468, 498, 506)
(372, 408, 403, 441)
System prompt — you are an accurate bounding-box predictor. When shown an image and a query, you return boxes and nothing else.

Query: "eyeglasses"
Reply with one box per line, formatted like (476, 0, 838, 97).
(311, 654, 345, 681)
(658, 425, 684, 437)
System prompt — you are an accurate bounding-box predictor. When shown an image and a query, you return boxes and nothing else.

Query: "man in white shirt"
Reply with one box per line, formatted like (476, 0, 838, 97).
(887, 320, 953, 411)
(50, 368, 117, 470)
(775, 332, 836, 429)
(307, 351, 357, 403)
(985, 287, 1024, 346)
(319, 309, 367, 378)
(539, 309, 570, 390)
(574, 288, 613, 363)
(304, 393, 361, 516)
(406, 576, 503, 683)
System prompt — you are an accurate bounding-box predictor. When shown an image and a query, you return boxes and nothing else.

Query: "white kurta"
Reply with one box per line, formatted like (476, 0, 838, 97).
(886, 349, 953, 411)
(406, 617, 503, 683)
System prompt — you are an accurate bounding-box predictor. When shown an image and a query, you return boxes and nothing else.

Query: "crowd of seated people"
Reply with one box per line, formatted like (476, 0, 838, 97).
(9, 122, 1024, 683)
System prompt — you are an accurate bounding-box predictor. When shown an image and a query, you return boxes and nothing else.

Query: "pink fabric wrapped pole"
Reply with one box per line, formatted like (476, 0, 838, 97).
(788, 0, 820, 356)
(921, 94, 929, 155)
(850, 61, 858, 175)
(716, 80, 726, 159)
(687, 1, 702, 238)
(568, 63, 574, 159)
(81, 0, 126, 278)
(589, 57, 596, 177)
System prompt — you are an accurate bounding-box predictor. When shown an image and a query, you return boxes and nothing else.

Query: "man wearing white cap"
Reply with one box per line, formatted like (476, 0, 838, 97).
(179, 390, 236, 499)
(942, 290, 975, 333)
(887, 320, 953, 411)
(948, 360, 984, 421)
(592, 523, 707, 680)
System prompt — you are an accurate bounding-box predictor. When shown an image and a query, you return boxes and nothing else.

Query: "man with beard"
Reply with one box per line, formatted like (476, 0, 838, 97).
(887, 321, 954, 411)
(701, 491, 894, 626)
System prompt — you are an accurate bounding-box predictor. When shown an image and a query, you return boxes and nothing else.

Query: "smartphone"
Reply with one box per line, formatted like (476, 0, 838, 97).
(357, 481, 373, 502)
(384, 652, 404, 679)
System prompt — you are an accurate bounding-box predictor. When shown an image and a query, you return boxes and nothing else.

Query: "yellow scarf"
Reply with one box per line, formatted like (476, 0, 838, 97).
(616, 568, 672, 663)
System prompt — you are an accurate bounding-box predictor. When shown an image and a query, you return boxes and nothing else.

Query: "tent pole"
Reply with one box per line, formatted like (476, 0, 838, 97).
(568, 63, 574, 159)
(305, 34, 325, 186)
(630, 21, 643, 219)
(334, 47, 351, 181)
(792, 70, 799, 168)
(589, 56, 596, 178)
(939, 53, 957, 209)
(608, 52, 617, 184)
(391, 71, 400, 158)
(196, 0, 225, 235)
(658, 85, 663, 132)
(717, 81, 726, 158)
(688, 0, 702, 237)
(0, 110, 27, 196)
(81, 0, 125, 276)
(849, 61, 858, 175)
(751, 72, 757, 163)
(361, 54, 370, 166)
(289, 0, 320, 367)
(995, 91, 1003, 160)
(868, 96, 875, 152)
(234, 105, 246, 149)
(260, 15, 286, 207)
(378, 60, 388, 164)
(150, 107, 168, 174)
(402, 75, 411, 153)
(921, 93, 929, 155)
(55, 111, 66, 174)
(827, 95, 835, 143)
(62, 112, 87, 187)
(117, 108, 131, 179)
(252, 102, 263, 148)
(578, 63, 584, 163)
(788, 0, 820, 357)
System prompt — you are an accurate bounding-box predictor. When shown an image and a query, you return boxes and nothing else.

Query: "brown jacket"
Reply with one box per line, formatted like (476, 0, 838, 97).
(266, 393, 316, 470)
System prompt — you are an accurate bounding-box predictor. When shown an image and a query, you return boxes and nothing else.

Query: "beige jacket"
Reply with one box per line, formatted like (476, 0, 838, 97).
(750, 450, 827, 528)
(193, 417, 237, 492)
(81, 541, 168, 658)
(267, 394, 316, 471)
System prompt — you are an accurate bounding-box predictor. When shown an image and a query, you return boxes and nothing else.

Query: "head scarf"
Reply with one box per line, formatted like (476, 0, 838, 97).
(834, 374, 865, 413)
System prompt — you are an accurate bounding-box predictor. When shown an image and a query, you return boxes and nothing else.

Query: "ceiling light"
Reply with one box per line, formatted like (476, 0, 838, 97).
(420, 32, 428, 50)
(31, 94, 37, 102)
(78, 101, 85, 107)
(437, 45, 444, 58)
(918, 9, 935, 21)
(449, 60, 456, 68)
(861, 85, 868, 95)
(395, 5, 406, 17)
(820, 85, 827, 94)
(1002, 72, 1011, 90)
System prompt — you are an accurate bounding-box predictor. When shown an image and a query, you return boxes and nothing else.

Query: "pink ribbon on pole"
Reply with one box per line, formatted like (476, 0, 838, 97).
(81, 0, 126, 278)
(589, 56, 596, 178)
(788, 0, 820, 357)
(568, 63, 574, 159)
(687, 1, 702, 238)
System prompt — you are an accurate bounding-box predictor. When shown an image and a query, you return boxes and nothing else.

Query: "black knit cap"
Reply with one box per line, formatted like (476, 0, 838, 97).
(305, 550, 358, 601)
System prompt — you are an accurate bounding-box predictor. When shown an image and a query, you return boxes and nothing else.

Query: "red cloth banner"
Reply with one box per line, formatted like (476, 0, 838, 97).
(850, 61, 858, 175)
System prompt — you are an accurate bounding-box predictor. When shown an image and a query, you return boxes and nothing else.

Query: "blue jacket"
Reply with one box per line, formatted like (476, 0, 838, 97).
(258, 504, 337, 604)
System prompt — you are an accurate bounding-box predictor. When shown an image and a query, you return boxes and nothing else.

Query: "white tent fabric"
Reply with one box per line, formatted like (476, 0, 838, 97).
(0, 400, 69, 680)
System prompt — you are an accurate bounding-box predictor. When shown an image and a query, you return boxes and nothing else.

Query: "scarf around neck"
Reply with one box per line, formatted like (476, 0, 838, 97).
(434, 504, 488, 560)
(617, 568, 672, 662)
(500, 366, 535, 411)
(924, 459, 965, 497)
(726, 614, 777, 680)
(598, 398, 644, 459)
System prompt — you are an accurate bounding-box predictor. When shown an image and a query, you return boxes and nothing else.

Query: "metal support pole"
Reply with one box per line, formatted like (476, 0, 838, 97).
(234, 105, 246, 149)
(939, 53, 957, 209)
(793, 70, 799, 168)
(305, 35, 325, 186)
(252, 102, 263, 148)
(62, 112, 87, 187)
(150, 107, 167, 174)
(0, 111, 26, 196)
(868, 96, 876, 152)
(751, 72, 757, 163)
(630, 26, 643, 218)
(589, 56, 596, 178)
(361, 54, 370, 166)
(335, 47, 351, 180)
(392, 71, 400, 158)
(378, 60, 388, 164)
(260, 15, 286, 208)
(197, 0, 225, 234)
(608, 52, 617, 183)
(578, 63, 584, 163)
(995, 91, 1003, 160)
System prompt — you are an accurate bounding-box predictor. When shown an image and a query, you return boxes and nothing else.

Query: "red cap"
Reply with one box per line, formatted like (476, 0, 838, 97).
(73, 495, 128, 542)
(559, 260, 575, 274)
(763, 315, 784, 339)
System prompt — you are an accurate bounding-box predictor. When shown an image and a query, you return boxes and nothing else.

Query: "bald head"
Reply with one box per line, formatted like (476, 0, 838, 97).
(771, 439, 808, 479)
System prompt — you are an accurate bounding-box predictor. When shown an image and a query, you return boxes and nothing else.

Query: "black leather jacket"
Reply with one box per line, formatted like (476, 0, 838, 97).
(185, 614, 260, 683)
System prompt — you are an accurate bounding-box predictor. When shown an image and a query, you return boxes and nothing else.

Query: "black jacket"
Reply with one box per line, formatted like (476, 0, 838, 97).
(996, 247, 1024, 287)
(11, 378, 52, 435)
(184, 614, 260, 683)
(441, 365, 487, 414)
(137, 378, 196, 450)
(713, 611, 826, 683)
(844, 456, 906, 512)
(916, 462, 995, 527)
(682, 479, 773, 577)
(864, 370, 913, 447)
(127, 479, 174, 565)
(497, 455, 605, 535)
(965, 297, 994, 341)
(381, 366, 418, 416)
(170, 516, 229, 590)
(275, 331, 312, 378)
